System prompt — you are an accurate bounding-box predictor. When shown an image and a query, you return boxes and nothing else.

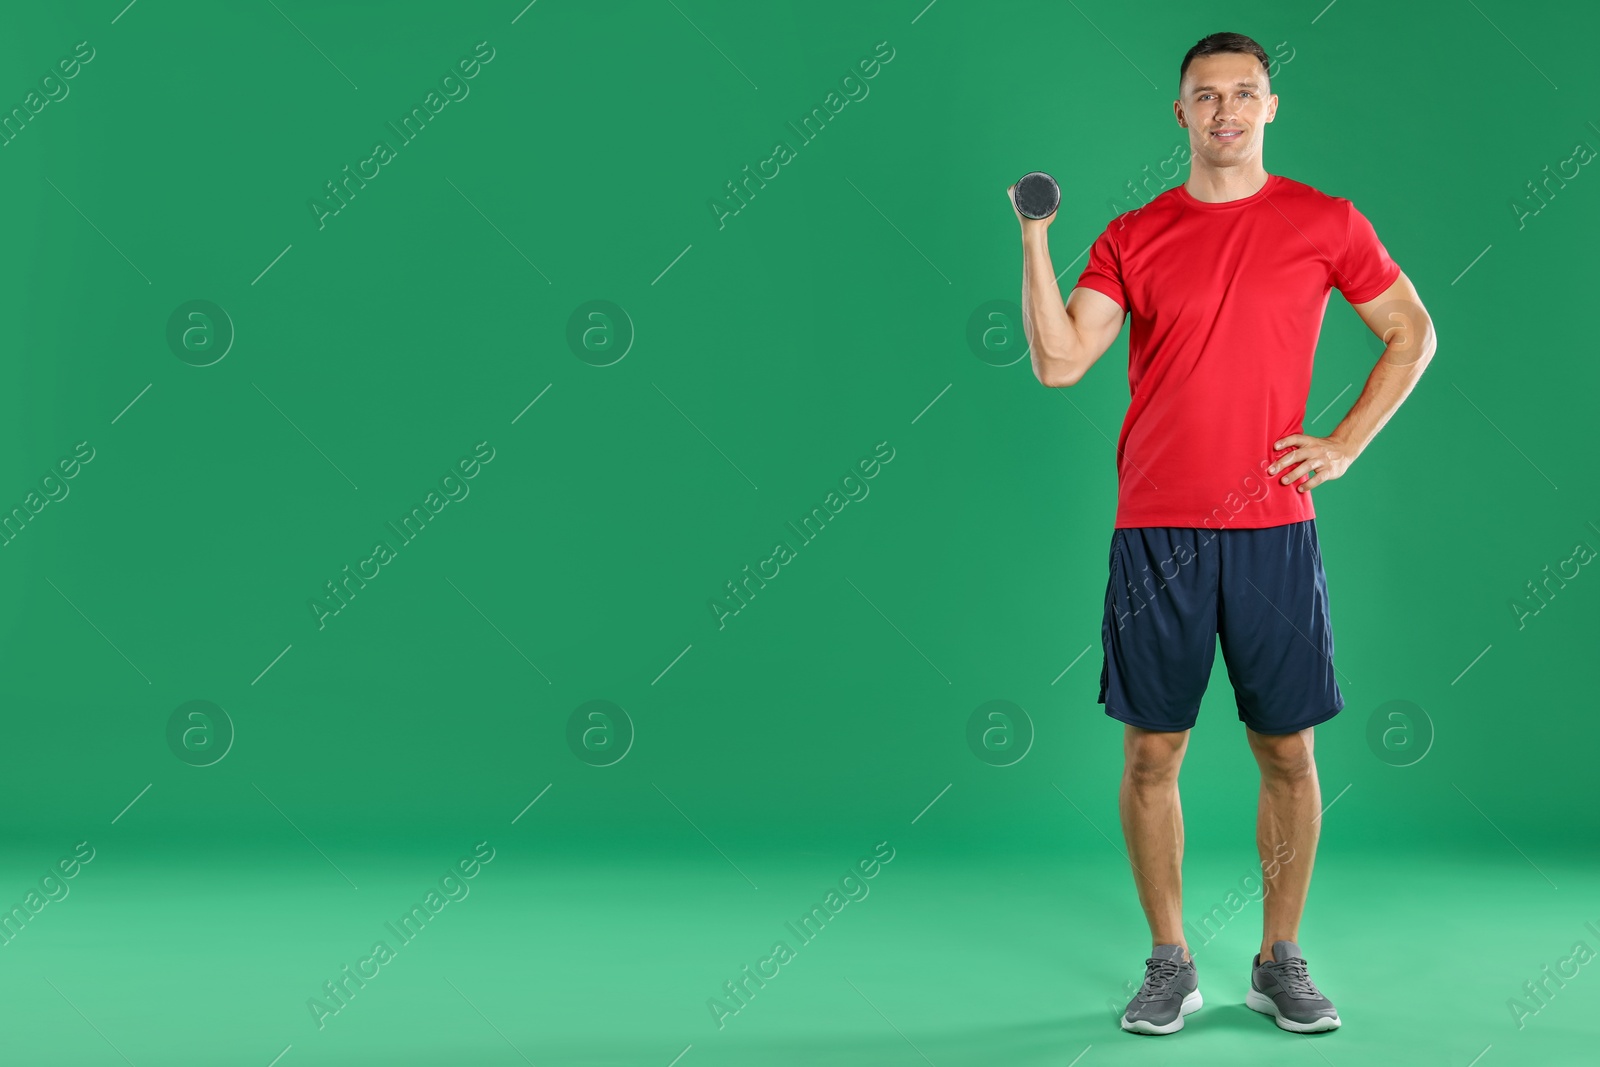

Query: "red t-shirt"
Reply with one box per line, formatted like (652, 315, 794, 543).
(1072, 172, 1401, 529)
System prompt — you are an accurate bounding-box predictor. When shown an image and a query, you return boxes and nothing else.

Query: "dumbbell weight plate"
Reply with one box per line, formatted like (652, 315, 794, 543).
(1014, 171, 1060, 220)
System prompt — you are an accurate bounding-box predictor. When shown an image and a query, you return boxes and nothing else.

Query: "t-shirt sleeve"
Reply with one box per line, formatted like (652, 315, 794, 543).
(1072, 224, 1127, 311)
(1331, 200, 1402, 304)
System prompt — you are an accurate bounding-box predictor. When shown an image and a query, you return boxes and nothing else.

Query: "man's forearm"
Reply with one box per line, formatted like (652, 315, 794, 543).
(1021, 229, 1080, 385)
(1329, 341, 1434, 457)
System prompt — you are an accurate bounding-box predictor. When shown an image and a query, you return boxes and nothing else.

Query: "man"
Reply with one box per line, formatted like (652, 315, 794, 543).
(1008, 32, 1436, 1035)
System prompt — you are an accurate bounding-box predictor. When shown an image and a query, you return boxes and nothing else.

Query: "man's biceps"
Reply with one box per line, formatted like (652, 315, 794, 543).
(1350, 273, 1430, 339)
(1068, 283, 1125, 318)
(1349, 271, 1409, 312)
(1066, 286, 1126, 352)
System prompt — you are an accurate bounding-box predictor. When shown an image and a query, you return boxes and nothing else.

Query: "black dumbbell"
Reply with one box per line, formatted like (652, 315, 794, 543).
(1013, 171, 1060, 220)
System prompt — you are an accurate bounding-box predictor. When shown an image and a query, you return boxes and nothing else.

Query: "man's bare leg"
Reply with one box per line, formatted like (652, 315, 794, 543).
(1118, 724, 1192, 961)
(1247, 725, 1321, 965)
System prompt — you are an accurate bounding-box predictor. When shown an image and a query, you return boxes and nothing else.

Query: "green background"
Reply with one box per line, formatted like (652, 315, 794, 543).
(1, 0, 1596, 1064)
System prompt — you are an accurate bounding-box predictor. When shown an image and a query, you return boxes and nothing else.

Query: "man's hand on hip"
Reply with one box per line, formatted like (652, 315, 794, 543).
(1269, 434, 1354, 493)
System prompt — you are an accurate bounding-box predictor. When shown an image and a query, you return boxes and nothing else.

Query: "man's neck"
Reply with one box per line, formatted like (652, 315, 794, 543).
(1184, 164, 1271, 204)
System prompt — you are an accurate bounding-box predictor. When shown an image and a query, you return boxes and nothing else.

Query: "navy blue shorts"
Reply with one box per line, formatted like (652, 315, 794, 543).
(1098, 521, 1343, 734)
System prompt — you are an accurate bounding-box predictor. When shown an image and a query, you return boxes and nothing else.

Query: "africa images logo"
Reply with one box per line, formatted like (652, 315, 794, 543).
(709, 442, 894, 629)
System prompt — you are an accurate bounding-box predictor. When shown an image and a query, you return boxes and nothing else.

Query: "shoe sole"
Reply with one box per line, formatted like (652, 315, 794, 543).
(1245, 988, 1341, 1032)
(1121, 989, 1203, 1035)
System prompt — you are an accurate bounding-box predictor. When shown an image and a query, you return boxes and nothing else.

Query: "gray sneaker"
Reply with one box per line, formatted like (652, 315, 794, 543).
(1120, 944, 1202, 1035)
(1247, 940, 1341, 1032)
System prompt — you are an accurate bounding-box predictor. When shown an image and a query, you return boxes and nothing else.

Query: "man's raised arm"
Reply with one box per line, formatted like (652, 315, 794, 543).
(1007, 185, 1124, 388)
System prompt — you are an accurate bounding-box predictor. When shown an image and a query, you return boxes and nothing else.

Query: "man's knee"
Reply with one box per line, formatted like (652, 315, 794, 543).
(1250, 730, 1315, 782)
(1123, 727, 1187, 785)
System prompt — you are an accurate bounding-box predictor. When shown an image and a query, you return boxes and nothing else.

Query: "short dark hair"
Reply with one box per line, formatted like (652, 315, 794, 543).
(1179, 32, 1270, 95)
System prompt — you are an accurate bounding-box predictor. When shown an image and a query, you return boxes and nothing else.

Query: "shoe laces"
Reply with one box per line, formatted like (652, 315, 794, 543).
(1137, 956, 1183, 999)
(1271, 956, 1321, 999)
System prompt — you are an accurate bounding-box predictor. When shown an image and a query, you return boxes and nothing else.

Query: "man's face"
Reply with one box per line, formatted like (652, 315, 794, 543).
(1175, 53, 1277, 169)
